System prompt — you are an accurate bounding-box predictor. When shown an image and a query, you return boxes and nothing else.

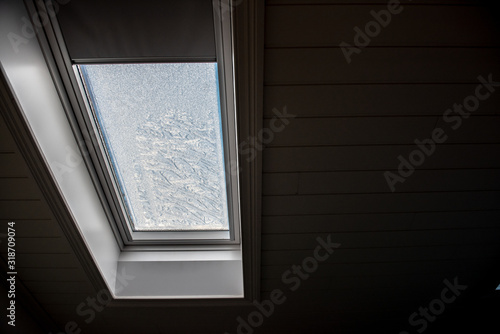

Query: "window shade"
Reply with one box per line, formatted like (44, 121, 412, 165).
(56, 0, 216, 61)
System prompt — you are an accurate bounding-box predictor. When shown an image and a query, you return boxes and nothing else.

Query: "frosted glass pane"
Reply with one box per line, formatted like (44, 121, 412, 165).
(79, 63, 229, 231)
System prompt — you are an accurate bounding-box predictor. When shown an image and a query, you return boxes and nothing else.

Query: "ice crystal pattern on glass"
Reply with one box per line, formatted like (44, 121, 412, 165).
(80, 63, 229, 231)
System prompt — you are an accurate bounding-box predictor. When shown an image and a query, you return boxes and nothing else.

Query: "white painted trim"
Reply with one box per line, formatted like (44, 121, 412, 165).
(115, 250, 243, 298)
(1, 0, 243, 299)
(212, 0, 242, 246)
(1, 0, 120, 294)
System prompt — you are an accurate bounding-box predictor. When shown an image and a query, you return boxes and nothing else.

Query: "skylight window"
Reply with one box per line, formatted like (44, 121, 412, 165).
(77, 62, 232, 236)
(14, 0, 248, 299)
(42, 0, 242, 246)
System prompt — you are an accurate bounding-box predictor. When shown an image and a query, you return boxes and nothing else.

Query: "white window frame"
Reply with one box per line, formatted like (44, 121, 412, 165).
(66, 3, 241, 246)
(1, 0, 246, 299)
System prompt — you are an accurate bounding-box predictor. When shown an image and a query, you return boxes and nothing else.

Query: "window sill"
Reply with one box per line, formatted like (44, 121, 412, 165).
(116, 249, 243, 299)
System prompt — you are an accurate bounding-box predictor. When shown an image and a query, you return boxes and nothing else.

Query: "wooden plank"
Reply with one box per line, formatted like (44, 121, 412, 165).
(262, 319, 405, 334)
(261, 228, 500, 249)
(0, 237, 72, 254)
(0, 200, 52, 219)
(262, 173, 299, 195)
(108, 320, 182, 334)
(0, 117, 17, 152)
(85, 323, 161, 334)
(25, 281, 95, 294)
(436, 115, 500, 144)
(265, 5, 500, 47)
(281, 289, 480, 314)
(100, 307, 244, 320)
(54, 320, 161, 334)
(16, 268, 88, 282)
(264, 48, 500, 85)
(263, 144, 500, 172)
(0, 153, 31, 177)
(42, 304, 81, 317)
(35, 293, 93, 305)
(262, 211, 500, 233)
(260, 316, 406, 334)
(261, 258, 494, 278)
(263, 191, 500, 216)
(258, 289, 476, 322)
(260, 169, 500, 195)
(264, 117, 435, 146)
(254, 291, 442, 316)
(259, 285, 469, 308)
(14, 253, 81, 268)
(268, 0, 482, 4)
(263, 84, 500, 117)
(261, 272, 477, 291)
(261, 243, 500, 264)
(0, 219, 63, 237)
(264, 116, 500, 147)
(0, 177, 42, 200)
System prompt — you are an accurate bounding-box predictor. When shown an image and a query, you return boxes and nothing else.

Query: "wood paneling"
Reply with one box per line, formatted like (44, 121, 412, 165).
(268, 0, 482, 4)
(0, 177, 42, 199)
(0, 153, 31, 177)
(263, 169, 500, 195)
(16, 268, 88, 282)
(0, 200, 52, 219)
(261, 0, 500, 316)
(264, 84, 500, 117)
(0, 237, 73, 254)
(264, 116, 500, 146)
(0, 117, 16, 152)
(265, 48, 500, 85)
(14, 253, 81, 268)
(0, 219, 63, 237)
(265, 5, 500, 47)
(261, 272, 479, 291)
(262, 211, 500, 233)
(263, 191, 500, 215)
(26, 281, 95, 295)
(263, 144, 500, 172)
(261, 228, 500, 249)
(261, 259, 494, 279)
(262, 243, 500, 265)
(34, 293, 93, 305)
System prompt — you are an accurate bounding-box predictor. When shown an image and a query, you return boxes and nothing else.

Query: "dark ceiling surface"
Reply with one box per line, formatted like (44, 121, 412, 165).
(1, 0, 500, 333)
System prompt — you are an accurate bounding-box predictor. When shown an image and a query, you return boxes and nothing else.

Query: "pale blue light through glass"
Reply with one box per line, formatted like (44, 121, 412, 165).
(79, 63, 229, 231)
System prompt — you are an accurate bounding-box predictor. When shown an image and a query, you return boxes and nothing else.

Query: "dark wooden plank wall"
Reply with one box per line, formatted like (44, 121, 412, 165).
(260, 0, 500, 331)
(0, 113, 99, 330)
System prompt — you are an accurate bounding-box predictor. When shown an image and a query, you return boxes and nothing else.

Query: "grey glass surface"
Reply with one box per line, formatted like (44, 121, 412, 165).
(79, 63, 229, 231)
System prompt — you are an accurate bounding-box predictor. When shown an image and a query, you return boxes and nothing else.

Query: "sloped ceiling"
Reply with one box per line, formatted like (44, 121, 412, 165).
(2, 0, 500, 333)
